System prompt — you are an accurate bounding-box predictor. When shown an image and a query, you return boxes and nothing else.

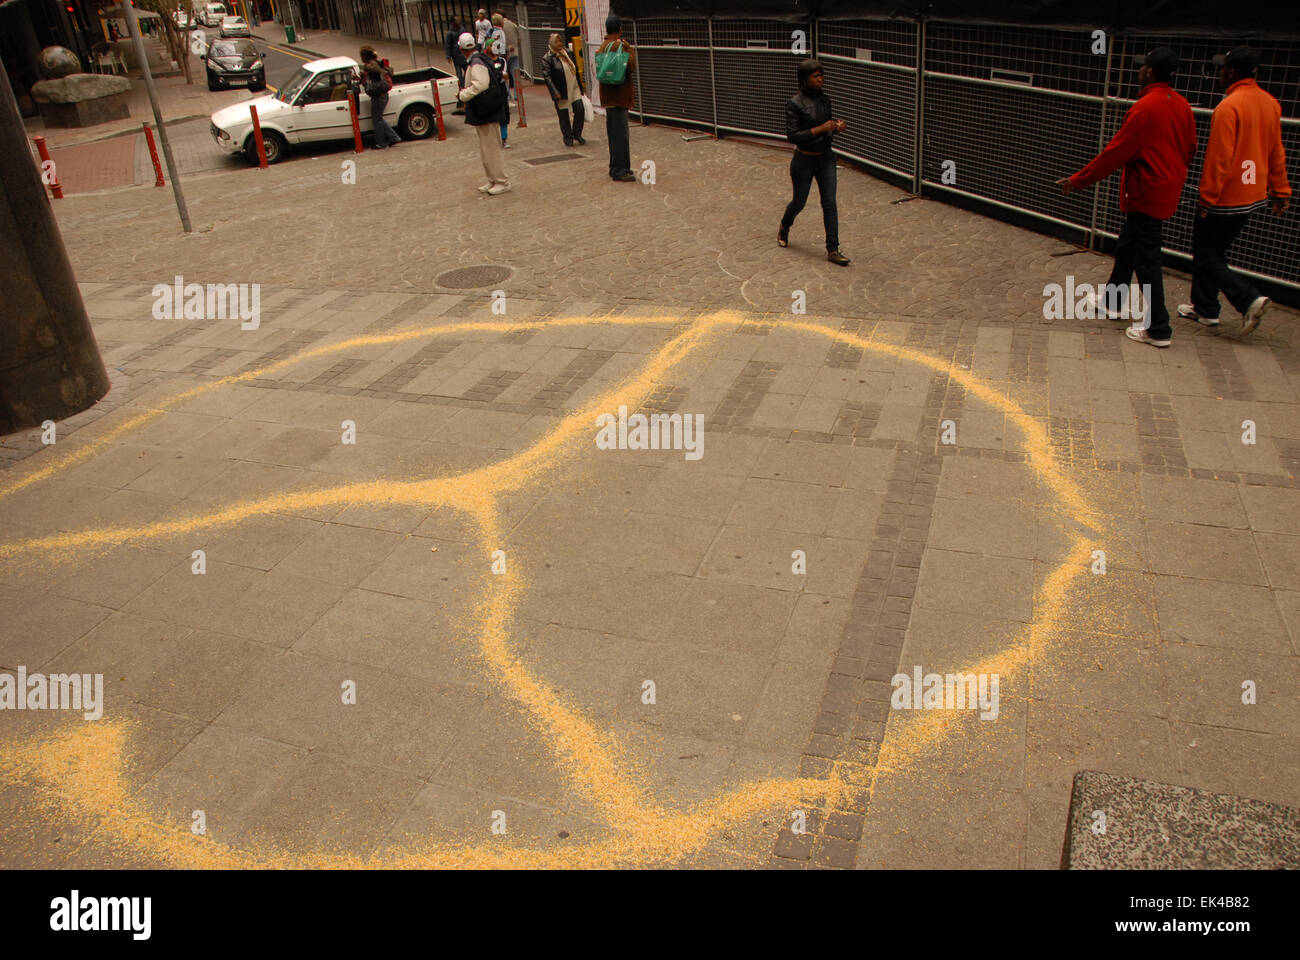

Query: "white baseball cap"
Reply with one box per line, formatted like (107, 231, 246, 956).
(458, 32, 476, 49)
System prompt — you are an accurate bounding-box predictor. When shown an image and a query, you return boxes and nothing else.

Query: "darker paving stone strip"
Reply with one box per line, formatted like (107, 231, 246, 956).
(1129, 392, 1190, 477)
(1195, 338, 1256, 401)
(462, 369, 525, 403)
(365, 339, 464, 393)
(833, 399, 882, 440)
(641, 384, 688, 414)
(527, 349, 616, 412)
(1083, 330, 1123, 361)
(179, 348, 242, 376)
(712, 359, 783, 430)
(236, 329, 330, 378)
(118, 319, 211, 367)
(1009, 326, 1049, 384)
(769, 448, 942, 869)
(1047, 416, 1096, 468)
(309, 358, 368, 387)
(825, 318, 874, 368)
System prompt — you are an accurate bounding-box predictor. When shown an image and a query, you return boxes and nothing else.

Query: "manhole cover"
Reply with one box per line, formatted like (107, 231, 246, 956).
(523, 153, 585, 165)
(435, 265, 514, 289)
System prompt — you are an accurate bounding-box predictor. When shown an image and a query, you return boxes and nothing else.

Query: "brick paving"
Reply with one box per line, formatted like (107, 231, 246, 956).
(1, 70, 1298, 868)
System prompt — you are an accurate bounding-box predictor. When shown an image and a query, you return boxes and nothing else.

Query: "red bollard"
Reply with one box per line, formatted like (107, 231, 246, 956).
(430, 78, 447, 141)
(249, 103, 269, 168)
(30, 135, 63, 199)
(142, 122, 165, 186)
(348, 92, 364, 152)
(515, 73, 526, 129)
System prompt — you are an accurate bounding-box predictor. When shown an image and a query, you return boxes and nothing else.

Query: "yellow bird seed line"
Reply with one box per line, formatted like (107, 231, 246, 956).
(0, 311, 1110, 868)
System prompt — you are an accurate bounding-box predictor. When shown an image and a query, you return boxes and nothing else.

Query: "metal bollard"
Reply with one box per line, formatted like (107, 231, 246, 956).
(430, 78, 447, 141)
(30, 135, 63, 199)
(348, 92, 364, 152)
(515, 75, 526, 128)
(249, 103, 268, 168)
(142, 122, 165, 186)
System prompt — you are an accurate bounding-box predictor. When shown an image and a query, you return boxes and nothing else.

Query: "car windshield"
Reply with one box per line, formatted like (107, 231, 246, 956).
(276, 66, 314, 103)
(210, 40, 252, 57)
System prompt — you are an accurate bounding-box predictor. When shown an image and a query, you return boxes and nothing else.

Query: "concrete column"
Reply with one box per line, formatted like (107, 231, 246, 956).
(0, 61, 109, 435)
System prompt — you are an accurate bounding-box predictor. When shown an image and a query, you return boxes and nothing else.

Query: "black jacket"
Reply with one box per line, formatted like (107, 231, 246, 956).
(464, 51, 509, 126)
(785, 90, 834, 153)
(540, 48, 584, 101)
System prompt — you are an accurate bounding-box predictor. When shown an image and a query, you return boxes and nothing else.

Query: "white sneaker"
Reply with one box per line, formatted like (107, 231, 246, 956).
(501, 141, 511, 149)
(1126, 326, 1170, 348)
(1240, 296, 1270, 336)
(477, 183, 492, 193)
(1081, 288, 1120, 320)
(1177, 303, 1218, 326)
(486, 183, 511, 195)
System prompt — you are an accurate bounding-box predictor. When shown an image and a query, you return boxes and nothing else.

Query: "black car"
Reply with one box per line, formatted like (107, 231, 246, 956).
(203, 39, 265, 91)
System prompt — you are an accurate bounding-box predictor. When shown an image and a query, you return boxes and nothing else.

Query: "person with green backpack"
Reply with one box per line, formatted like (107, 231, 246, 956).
(595, 14, 638, 182)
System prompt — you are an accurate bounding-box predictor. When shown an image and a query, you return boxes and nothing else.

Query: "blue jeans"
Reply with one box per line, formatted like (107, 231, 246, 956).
(370, 95, 401, 147)
(781, 151, 839, 251)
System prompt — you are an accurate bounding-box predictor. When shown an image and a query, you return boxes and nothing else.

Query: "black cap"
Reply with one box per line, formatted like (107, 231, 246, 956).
(1213, 46, 1261, 74)
(797, 58, 824, 84)
(1133, 47, 1179, 77)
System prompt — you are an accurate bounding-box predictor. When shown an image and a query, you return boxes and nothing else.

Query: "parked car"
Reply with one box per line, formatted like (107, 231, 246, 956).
(219, 15, 250, 37)
(209, 56, 460, 164)
(173, 8, 190, 28)
(202, 38, 264, 91)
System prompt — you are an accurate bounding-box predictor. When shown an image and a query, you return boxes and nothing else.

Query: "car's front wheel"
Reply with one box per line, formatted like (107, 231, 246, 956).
(399, 105, 434, 140)
(244, 129, 287, 165)
(249, 71, 265, 91)
(207, 71, 220, 91)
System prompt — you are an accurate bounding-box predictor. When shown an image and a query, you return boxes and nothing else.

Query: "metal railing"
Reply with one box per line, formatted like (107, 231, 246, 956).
(626, 16, 1300, 292)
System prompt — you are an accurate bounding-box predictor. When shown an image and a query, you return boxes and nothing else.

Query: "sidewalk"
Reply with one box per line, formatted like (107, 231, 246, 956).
(1, 91, 1297, 869)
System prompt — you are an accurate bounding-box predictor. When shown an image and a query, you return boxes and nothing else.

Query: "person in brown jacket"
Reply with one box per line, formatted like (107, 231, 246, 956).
(597, 14, 637, 182)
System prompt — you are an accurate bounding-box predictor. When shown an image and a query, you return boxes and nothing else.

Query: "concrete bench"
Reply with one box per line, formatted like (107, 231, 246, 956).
(1063, 770, 1300, 869)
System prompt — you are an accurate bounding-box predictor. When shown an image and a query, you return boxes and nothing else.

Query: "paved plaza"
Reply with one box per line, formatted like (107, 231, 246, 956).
(2, 77, 1298, 869)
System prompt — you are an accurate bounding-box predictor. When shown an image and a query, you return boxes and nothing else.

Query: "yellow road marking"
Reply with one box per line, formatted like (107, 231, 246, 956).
(0, 311, 1109, 867)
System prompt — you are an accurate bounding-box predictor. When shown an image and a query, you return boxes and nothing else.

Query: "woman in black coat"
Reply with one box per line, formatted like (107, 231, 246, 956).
(539, 33, 586, 146)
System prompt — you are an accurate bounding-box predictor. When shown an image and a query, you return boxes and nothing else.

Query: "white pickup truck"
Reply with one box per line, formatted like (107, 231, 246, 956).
(209, 56, 460, 164)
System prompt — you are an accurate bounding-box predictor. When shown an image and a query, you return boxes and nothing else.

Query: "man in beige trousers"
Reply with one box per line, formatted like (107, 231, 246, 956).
(457, 33, 511, 196)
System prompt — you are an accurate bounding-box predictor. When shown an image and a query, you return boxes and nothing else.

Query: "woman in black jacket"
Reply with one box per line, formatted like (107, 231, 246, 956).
(540, 33, 586, 147)
(780, 59, 850, 266)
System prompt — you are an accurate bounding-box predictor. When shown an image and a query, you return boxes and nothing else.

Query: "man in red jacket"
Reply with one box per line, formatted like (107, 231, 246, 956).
(1058, 48, 1197, 348)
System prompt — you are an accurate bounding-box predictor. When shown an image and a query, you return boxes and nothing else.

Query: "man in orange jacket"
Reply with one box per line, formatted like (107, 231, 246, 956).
(1058, 48, 1196, 348)
(1178, 47, 1291, 336)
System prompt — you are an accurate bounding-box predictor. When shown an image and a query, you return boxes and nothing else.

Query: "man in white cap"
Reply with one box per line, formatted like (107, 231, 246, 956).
(458, 32, 511, 195)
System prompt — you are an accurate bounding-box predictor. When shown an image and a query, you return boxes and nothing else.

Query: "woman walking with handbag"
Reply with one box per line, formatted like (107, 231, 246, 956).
(541, 33, 587, 147)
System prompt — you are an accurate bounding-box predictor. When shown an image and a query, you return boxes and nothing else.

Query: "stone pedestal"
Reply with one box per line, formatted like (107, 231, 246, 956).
(30, 73, 131, 129)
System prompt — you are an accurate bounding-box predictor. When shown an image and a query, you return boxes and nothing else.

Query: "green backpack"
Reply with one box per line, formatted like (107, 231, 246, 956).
(595, 40, 630, 84)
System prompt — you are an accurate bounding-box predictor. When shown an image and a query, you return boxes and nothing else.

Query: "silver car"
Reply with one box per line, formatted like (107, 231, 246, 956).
(219, 15, 250, 38)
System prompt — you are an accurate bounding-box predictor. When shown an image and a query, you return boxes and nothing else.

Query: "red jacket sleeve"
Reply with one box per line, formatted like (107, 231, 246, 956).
(1070, 102, 1147, 188)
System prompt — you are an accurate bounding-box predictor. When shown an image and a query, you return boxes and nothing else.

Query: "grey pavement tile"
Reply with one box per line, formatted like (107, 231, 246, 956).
(272, 523, 404, 587)
(1169, 722, 1300, 809)
(1154, 576, 1292, 654)
(1145, 521, 1267, 585)
(1162, 644, 1300, 738)
(916, 549, 1034, 623)
(697, 524, 815, 593)
(1025, 702, 1175, 799)
(856, 771, 1026, 869)
(0, 591, 112, 669)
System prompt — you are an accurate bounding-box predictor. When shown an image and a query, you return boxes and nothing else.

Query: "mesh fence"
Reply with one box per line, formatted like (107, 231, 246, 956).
(624, 16, 1300, 291)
